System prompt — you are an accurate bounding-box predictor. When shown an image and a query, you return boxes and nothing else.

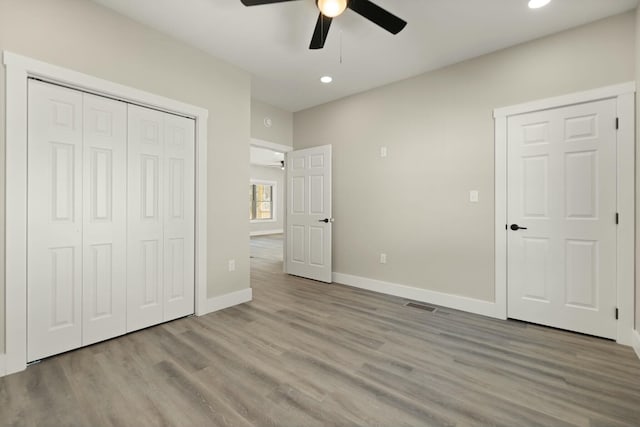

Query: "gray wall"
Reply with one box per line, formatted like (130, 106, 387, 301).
(294, 12, 635, 302)
(0, 0, 252, 352)
(250, 165, 285, 235)
(251, 99, 293, 146)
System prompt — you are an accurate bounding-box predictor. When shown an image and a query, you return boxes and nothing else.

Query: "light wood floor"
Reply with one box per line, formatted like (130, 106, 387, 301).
(1, 234, 639, 426)
(250, 233, 284, 262)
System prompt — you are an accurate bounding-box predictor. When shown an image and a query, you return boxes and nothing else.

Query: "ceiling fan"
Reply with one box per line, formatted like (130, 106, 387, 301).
(240, 0, 407, 50)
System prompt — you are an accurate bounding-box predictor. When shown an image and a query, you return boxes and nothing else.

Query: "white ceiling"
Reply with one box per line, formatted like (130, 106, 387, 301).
(93, 0, 638, 112)
(250, 146, 285, 167)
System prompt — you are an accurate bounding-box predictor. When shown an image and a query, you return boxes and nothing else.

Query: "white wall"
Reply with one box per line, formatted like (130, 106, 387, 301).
(0, 0, 251, 352)
(250, 165, 284, 235)
(294, 12, 636, 303)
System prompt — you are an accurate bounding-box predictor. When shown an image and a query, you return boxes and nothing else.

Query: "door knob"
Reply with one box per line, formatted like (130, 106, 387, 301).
(510, 224, 528, 231)
(318, 218, 334, 223)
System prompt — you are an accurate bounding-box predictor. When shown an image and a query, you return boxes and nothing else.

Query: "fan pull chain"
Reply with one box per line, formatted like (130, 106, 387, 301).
(339, 30, 343, 64)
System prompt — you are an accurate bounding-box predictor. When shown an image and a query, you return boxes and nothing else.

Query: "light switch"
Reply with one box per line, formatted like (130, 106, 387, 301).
(380, 146, 388, 158)
(469, 190, 479, 203)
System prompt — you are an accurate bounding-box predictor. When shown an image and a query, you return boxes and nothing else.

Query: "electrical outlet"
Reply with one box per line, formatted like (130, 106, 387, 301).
(379, 253, 387, 264)
(228, 259, 236, 272)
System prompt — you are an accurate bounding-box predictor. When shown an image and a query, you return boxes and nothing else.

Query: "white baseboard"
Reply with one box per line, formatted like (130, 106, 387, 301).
(632, 330, 640, 360)
(332, 272, 501, 319)
(0, 354, 6, 377)
(201, 288, 253, 315)
(250, 229, 283, 237)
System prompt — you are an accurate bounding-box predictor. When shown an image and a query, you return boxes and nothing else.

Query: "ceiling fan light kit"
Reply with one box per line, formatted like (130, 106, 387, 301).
(240, 0, 407, 50)
(528, 0, 551, 9)
(317, 0, 348, 17)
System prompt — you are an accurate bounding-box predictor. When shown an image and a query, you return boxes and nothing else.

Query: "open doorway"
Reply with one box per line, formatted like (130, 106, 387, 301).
(249, 140, 292, 269)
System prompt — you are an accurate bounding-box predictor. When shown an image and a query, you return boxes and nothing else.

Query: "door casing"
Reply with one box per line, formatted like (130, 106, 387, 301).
(494, 82, 635, 345)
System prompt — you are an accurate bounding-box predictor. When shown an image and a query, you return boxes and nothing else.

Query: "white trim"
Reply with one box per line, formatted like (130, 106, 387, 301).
(493, 82, 635, 346)
(4, 52, 209, 118)
(4, 52, 29, 376)
(494, 115, 508, 320)
(202, 288, 253, 314)
(0, 354, 6, 377)
(615, 92, 635, 345)
(632, 330, 640, 360)
(250, 138, 293, 153)
(493, 82, 636, 118)
(332, 273, 502, 319)
(195, 133, 209, 319)
(250, 229, 284, 237)
(2, 51, 209, 375)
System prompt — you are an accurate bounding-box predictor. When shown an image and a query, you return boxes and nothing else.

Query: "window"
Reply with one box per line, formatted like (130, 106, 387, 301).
(250, 181, 276, 221)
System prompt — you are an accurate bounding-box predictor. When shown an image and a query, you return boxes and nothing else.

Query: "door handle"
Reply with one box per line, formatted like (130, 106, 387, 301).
(510, 224, 528, 231)
(318, 218, 334, 223)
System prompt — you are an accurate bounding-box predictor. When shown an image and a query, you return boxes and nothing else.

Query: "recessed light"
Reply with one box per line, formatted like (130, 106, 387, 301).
(528, 0, 551, 9)
(320, 76, 333, 84)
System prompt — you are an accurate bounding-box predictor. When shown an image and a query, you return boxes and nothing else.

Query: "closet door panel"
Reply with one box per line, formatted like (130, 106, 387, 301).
(27, 80, 83, 361)
(127, 105, 165, 332)
(163, 114, 195, 321)
(82, 93, 127, 345)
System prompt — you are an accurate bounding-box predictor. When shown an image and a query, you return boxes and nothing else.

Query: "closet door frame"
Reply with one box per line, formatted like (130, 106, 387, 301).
(3, 51, 209, 376)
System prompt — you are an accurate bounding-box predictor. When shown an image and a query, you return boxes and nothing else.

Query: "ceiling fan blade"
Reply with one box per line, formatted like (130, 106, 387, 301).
(240, 0, 300, 6)
(347, 0, 406, 34)
(309, 13, 332, 50)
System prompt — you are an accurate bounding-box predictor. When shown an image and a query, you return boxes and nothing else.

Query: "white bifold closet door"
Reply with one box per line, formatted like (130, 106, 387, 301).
(82, 93, 128, 346)
(126, 105, 195, 333)
(27, 80, 127, 361)
(27, 80, 195, 361)
(28, 81, 84, 361)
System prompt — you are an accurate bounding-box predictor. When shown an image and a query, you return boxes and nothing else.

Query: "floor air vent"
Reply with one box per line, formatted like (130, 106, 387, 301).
(405, 302, 437, 312)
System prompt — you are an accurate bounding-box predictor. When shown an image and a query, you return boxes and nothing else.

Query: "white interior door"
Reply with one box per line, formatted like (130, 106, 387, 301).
(285, 145, 332, 283)
(27, 80, 83, 361)
(507, 99, 617, 339)
(163, 114, 195, 322)
(127, 105, 165, 332)
(82, 93, 127, 345)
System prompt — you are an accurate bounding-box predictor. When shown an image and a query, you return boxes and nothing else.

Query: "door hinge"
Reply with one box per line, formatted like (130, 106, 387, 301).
(615, 117, 619, 130)
(615, 212, 619, 225)
(615, 308, 619, 320)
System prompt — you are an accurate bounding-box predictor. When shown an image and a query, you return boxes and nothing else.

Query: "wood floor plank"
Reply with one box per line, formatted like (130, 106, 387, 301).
(0, 233, 638, 426)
